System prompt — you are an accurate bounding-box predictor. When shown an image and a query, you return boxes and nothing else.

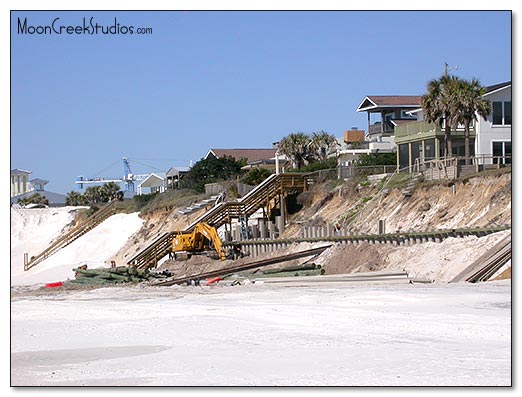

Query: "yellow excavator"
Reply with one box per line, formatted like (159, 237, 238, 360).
(171, 222, 227, 261)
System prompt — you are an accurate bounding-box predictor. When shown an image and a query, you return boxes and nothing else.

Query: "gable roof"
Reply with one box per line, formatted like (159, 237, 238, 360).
(205, 148, 277, 163)
(408, 81, 512, 115)
(137, 173, 166, 188)
(483, 81, 511, 97)
(166, 166, 190, 177)
(356, 96, 422, 112)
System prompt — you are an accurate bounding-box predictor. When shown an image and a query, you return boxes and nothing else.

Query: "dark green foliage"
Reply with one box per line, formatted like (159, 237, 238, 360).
(84, 186, 102, 204)
(137, 189, 205, 215)
(356, 153, 397, 167)
(297, 157, 338, 172)
(133, 192, 158, 211)
(241, 168, 272, 186)
(65, 182, 122, 206)
(17, 193, 49, 206)
(100, 182, 121, 202)
(278, 131, 338, 170)
(180, 155, 245, 193)
(65, 191, 88, 206)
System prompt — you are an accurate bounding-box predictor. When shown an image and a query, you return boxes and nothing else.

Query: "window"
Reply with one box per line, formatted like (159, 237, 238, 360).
(492, 101, 512, 126)
(505, 102, 512, 125)
(400, 110, 415, 119)
(492, 141, 512, 164)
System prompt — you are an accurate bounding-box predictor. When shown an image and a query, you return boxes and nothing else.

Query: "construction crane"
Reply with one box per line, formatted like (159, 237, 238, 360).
(75, 157, 149, 193)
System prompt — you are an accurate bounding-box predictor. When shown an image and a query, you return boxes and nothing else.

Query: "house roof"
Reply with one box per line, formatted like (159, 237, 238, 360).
(11, 190, 67, 205)
(356, 96, 422, 112)
(483, 81, 511, 97)
(30, 178, 49, 185)
(137, 173, 166, 188)
(11, 168, 31, 175)
(206, 148, 277, 163)
(407, 81, 512, 115)
(166, 167, 190, 177)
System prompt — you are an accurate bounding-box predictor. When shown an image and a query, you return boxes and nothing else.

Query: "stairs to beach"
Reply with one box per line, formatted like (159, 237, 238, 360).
(24, 201, 118, 271)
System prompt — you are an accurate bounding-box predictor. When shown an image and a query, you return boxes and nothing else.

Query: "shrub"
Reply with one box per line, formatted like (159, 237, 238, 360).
(241, 168, 272, 186)
(133, 192, 158, 211)
(296, 191, 313, 207)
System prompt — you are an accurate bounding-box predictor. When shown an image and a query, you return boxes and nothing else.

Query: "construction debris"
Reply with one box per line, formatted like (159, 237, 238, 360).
(67, 265, 171, 286)
(154, 245, 331, 287)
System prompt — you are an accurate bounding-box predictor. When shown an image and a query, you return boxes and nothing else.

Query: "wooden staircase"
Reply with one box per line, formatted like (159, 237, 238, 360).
(127, 173, 307, 269)
(450, 234, 512, 283)
(126, 232, 176, 270)
(184, 173, 306, 232)
(24, 201, 118, 271)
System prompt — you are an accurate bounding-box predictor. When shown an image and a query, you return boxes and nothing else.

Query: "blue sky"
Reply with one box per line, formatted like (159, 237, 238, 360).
(11, 10, 511, 194)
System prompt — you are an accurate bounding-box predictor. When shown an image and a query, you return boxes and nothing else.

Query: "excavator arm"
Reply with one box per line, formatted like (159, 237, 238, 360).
(192, 223, 226, 260)
(172, 222, 226, 260)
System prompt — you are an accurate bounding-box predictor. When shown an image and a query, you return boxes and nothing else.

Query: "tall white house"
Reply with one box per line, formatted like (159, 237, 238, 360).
(475, 82, 512, 164)
(10, 169, 33, 197)
(394, 81, 511, 170)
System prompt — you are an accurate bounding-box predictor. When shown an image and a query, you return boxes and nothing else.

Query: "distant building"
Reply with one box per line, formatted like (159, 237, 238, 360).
(10, 169, 32, 197)
(336, 127, 396, 167)
(11, 175, 67, 207)
(394, 81, 512, 170)
(205, 148, 286, 172)
(136, 173, 167, 195)
(165, 166, 190, 190)
(355, 95, 421, 148)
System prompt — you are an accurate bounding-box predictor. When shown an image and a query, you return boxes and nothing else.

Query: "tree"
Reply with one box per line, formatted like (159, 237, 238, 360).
(241, 167, 272, 186)
(181, 155, 245, 192)
(310, 131, 339, 161)
(100, 182, 122, 202)
(65, 191, 88, 206)
(357, 153, 397, 167)
(278, 132, 313, 170)
(421, 75, 460, 158)
(453, 78, 491, 164)
(17, 193, 49, 206)
(84, 186, 102, 204)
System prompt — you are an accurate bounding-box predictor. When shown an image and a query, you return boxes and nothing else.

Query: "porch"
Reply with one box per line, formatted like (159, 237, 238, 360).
(395, 120, 476, 172)
(413, 156, 511, 181)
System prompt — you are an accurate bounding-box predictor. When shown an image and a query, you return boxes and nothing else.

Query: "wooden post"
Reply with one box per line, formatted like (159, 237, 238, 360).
(408, 142, 412, 173)
(378, 220, 386, 235)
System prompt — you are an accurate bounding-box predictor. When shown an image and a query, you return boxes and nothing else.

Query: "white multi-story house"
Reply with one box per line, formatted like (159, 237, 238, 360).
(10, 169, 33, 197)
(475, 81, 512, 165)
(394, 81, 511, 170)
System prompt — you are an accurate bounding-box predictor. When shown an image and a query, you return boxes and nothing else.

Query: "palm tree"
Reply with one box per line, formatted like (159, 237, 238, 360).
(65, 191, 88, 206)
(84, 185, 102, 204)
(278, 132, 313, 170)
(100, 182, 122, 202)
(421, 75, 460, 158)
(310, 131, 339, 161)
(18, 193, 49, 206)
(453, 78, 491, 165)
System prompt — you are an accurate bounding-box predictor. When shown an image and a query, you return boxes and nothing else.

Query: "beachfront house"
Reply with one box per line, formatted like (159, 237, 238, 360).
(394, 81, 512, 171)
(355, 95, 422, 152)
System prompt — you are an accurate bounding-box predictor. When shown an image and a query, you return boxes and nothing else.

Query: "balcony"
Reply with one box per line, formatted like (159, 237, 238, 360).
(395, 120, 475, 143)
(368, 122, 394, 135)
